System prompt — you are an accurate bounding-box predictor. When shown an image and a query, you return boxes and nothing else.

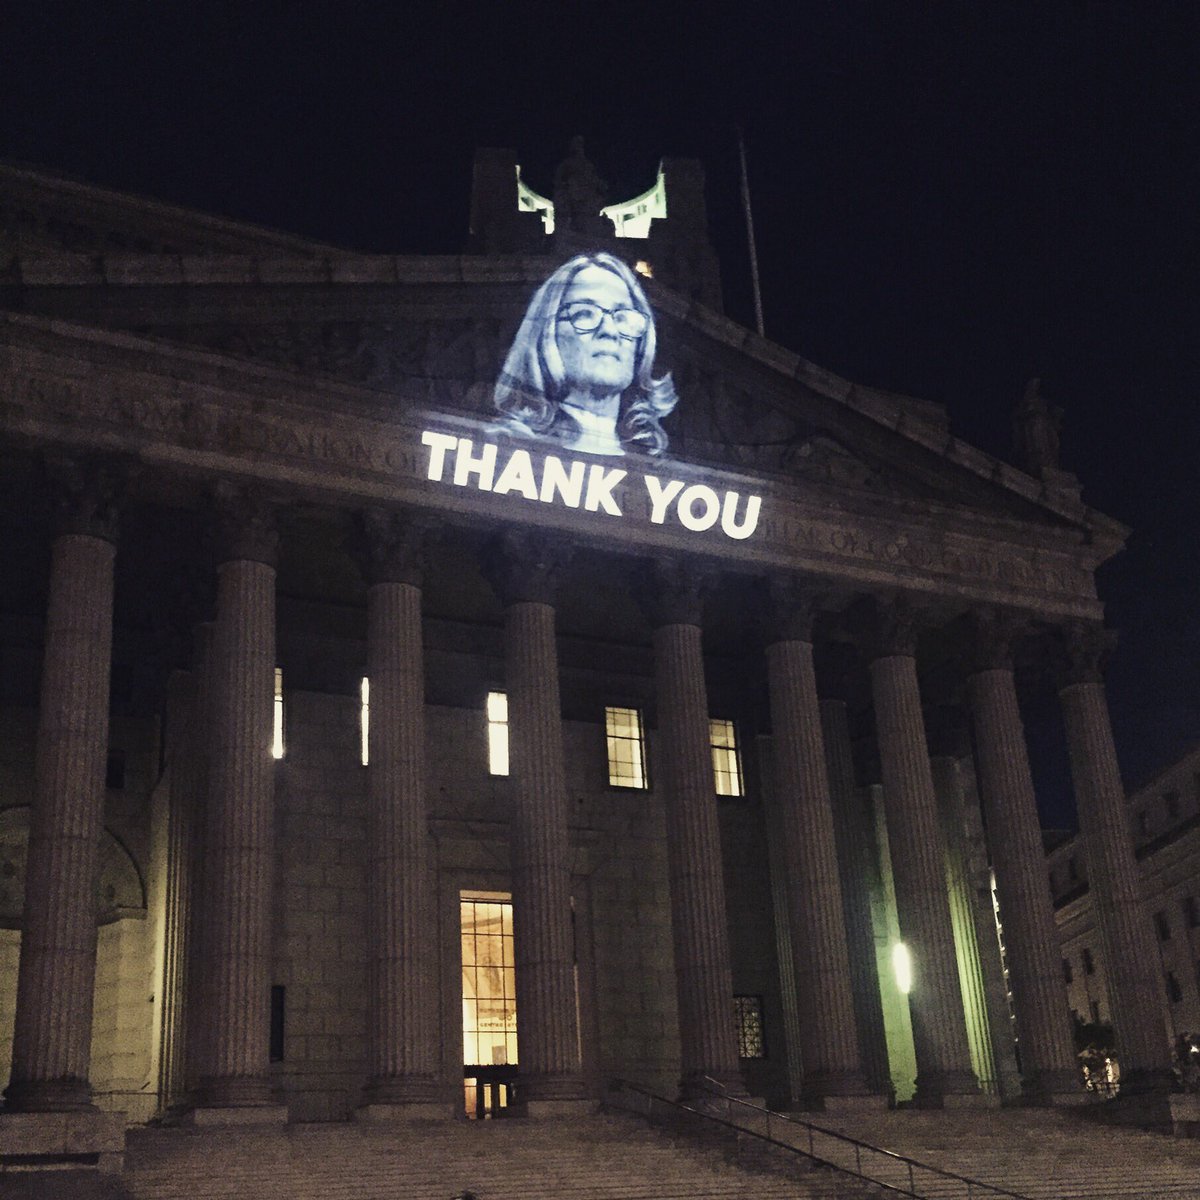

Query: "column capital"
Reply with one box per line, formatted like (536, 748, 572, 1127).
(354, 508, 433, 587)
(42, 454, 127, 542)
(863, 596, 925, 660)
(764, 575, 829, 644)
(1054, 621, 1116, 688)
(639, 558, 714, 628)
(211, 483, 278, 567)
(966, 607, 1031, 674)
(484, 529, 572, 607)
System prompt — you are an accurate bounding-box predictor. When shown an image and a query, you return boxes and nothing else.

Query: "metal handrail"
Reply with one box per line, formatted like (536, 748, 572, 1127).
(608, 1077, 1033, 1200)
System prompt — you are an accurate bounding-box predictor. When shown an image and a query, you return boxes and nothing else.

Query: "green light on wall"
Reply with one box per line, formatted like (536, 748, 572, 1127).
(892, 942, 913, 994)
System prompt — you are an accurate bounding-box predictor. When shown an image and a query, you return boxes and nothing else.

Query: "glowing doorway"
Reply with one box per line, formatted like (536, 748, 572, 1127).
(461, 890, 518, 1117)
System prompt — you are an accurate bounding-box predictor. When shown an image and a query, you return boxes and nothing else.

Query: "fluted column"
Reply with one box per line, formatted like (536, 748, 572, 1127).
(818, 666, 891, 1100)
(488, 532, 586, 1107)
(765, 583, 870, 1104)
(159, 667, 198, 1111)
(4, 463, 119, 1112)
(646, 563, 741, 1098)
(1056, 623, 1173, 1092)
(182, 621, 215, 1100)
(967, 612, 1079, 1101)
(358, 510, 443, 1113)
(195, 489, 278, 1109)
(866, 600, 979, 1104)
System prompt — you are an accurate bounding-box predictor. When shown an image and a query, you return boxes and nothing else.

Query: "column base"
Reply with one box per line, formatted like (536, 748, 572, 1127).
(196, 1074, 274, 1108)
(1019, 1068, 1088, 1106)
(2, 1078, 93, 1112)
(798, 1070, 878, 1109)
(0, 1109, 125, 1174)
(357, 1101, 454, 1122)
(817, 1093, 890, 1113)
(517, 1072, 590, 1105)
(184, 1104, 288, 1128)
(360, 1076, 446, 1108)
(910, 1070, 991, 1108)
(520, 1098, 597, 1119)
(1169, 1094, 1200, 1138)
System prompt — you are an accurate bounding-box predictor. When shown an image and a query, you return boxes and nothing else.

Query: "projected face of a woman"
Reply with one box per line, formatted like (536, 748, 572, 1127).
(554, 265, 641, 410)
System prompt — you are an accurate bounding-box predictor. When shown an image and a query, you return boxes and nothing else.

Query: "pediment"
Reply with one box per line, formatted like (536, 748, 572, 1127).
(0, 163, 1122, 551)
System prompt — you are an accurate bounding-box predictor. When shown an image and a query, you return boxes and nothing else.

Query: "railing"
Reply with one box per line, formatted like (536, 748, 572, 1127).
(608, 1077, 1033, 1200)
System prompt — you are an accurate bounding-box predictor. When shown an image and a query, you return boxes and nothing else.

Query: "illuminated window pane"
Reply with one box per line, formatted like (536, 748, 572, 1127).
(360, 676, 369, 766)
(487, 690, 509, 776)
(272, 667, 285, 760)
(710, 718, 742, 796)
(733, 995, 765, 1059)
(605, 706, 647, 789)
(461, 891, 517, 1069)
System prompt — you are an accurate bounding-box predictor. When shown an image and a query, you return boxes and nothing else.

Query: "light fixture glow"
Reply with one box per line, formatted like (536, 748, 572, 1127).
(892, 942, 913, 994)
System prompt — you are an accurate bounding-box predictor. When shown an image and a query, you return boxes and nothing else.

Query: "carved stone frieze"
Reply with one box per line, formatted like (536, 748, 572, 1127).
(130, 316, 504, 403)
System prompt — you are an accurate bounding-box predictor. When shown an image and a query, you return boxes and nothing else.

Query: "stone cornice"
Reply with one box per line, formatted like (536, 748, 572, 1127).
(0, 312, 1110, 620)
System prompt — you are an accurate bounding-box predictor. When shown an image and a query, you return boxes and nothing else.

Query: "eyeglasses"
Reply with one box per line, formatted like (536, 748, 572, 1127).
(557, 301, 648, 339)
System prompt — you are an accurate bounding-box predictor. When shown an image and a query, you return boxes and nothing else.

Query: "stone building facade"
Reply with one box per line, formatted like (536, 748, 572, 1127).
(1049, 744, 1200, 1063)
(0, 149, 1179, 1160)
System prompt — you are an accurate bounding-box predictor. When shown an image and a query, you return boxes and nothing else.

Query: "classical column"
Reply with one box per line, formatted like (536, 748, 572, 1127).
(646, 562, 741, 1098)
(926, 726, 1020, 1103)
(488, 532, 587, 1109)
(159, 667, 198, 1111)
(966, 612, 1079, 1102)
(194, 489, 281, 1113)
(182, 621, 215, 1101)
(4, 463, 119, 1112)
(1056, 622, 1174, 1092)
(866, 599, 979, 1104)
(817, 652, 891, 1100)
(357, 510, 443, 1115)
(764, 582, 871, 1105)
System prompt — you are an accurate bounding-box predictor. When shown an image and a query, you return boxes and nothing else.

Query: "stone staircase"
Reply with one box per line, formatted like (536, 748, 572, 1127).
(805, 1106, 1200, 1199)
(121, 1112, 879, 1200)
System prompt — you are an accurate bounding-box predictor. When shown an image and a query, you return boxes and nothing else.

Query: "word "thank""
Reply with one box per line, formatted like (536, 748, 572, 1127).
(420, 432, 762, 541)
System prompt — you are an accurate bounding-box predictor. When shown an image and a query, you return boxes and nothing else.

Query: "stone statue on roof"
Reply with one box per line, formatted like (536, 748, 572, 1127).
(552, 136, 609, 236)
(1013, 377, 1063, 474)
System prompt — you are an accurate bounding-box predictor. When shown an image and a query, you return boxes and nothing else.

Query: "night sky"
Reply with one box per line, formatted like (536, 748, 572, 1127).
(4, 3, 1197, 825)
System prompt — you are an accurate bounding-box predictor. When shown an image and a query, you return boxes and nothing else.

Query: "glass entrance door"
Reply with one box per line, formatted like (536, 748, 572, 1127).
(461, 891, 518, 1117)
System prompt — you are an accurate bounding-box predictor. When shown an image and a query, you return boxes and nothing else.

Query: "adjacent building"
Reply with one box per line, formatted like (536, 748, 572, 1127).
(1049, 744, 1200, 1056)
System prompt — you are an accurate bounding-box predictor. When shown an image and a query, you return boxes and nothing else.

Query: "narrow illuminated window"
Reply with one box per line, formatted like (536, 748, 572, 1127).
(710, 718, 742, 796)
(271, 667, 285, 760)
(893, 942, 913, 994)
(360, 676, 370, 767)
(487, 691, 509, 776)
(733, 995, 766, 1059)
(605, 706, 647, 789)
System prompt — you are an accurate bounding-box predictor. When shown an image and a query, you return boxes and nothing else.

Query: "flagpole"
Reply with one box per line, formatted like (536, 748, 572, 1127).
(735, 124, 765, 338)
